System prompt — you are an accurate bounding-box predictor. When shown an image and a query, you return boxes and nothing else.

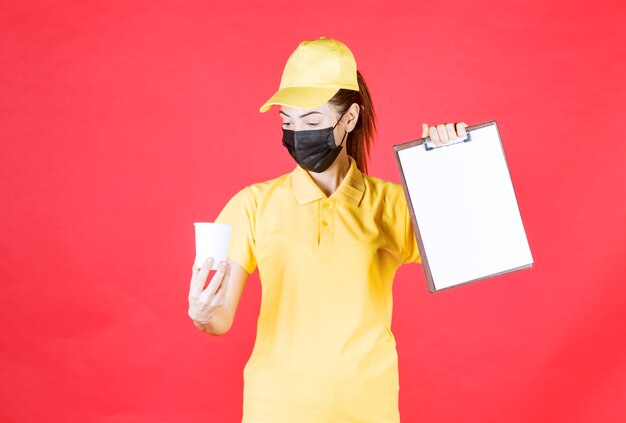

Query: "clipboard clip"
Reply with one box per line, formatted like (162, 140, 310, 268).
(424, 131, 472, 151)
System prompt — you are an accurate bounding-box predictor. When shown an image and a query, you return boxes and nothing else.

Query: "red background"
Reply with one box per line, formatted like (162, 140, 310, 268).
(2, 1, 625, 422)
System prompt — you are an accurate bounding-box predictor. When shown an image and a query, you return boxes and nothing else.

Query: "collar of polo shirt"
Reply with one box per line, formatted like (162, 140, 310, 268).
(291, 155, 365, 206)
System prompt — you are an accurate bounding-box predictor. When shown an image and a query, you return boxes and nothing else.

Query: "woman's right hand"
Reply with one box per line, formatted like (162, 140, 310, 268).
(188, 257, 231, 326)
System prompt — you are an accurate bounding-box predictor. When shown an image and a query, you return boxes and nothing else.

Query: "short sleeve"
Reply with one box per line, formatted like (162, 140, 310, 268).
(214, 186, 257, 275)
(401, 192, 422, 265)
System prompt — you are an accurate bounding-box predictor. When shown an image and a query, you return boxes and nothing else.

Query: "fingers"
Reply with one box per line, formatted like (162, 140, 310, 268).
(445, 123, 458, 141)
(200, 261, 228, 304)
(189, 257, 214, 298)
(436, 124, 449, 144)
(199, 260, 230, 303)
(423, 122, 469, 146)
(456, 122, 468, 137)
(190, 260, 201, 286)
(428, 125, 441, 146)
(210, 275, 229, 307)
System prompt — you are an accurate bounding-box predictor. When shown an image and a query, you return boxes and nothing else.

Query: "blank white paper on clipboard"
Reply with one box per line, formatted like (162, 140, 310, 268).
(393, 120, 533, 292)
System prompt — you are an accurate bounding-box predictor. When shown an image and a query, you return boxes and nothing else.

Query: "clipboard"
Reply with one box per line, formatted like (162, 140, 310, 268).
(393, 120, 533, 292)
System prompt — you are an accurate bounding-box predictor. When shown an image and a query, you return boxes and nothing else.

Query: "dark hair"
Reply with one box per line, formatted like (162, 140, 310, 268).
(328, 70, 377, 175)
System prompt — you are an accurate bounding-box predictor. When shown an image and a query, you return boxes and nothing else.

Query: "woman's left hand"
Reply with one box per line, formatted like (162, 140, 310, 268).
(422, 122, 468, 147)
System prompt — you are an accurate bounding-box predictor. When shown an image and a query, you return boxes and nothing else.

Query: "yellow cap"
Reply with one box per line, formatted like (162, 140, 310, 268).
(259, 37, 359, 113)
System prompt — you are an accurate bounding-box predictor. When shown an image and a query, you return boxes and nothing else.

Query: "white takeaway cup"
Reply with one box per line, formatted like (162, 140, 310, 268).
(193, 222, 232, 270)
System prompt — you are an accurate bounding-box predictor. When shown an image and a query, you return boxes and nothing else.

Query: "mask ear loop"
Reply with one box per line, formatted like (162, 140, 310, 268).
(338, 128, 348, 147)
(330, 110, 349, 147)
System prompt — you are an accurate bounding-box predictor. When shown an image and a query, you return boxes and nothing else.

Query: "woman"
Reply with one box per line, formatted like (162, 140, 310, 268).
(188, 37, 467, 422)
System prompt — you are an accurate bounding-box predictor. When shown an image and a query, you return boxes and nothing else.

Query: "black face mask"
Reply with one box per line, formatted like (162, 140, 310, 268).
(281, 112, 348, 173)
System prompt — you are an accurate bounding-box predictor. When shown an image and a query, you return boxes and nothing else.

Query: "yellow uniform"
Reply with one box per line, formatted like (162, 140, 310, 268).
(215, 155, 421, 422)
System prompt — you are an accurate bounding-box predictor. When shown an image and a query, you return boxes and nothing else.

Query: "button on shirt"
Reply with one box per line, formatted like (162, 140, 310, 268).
(214, 155, 421, 423)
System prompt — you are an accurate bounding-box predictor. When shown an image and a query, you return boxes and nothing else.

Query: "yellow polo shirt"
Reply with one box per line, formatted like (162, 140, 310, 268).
(215, 154, 421, 423)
